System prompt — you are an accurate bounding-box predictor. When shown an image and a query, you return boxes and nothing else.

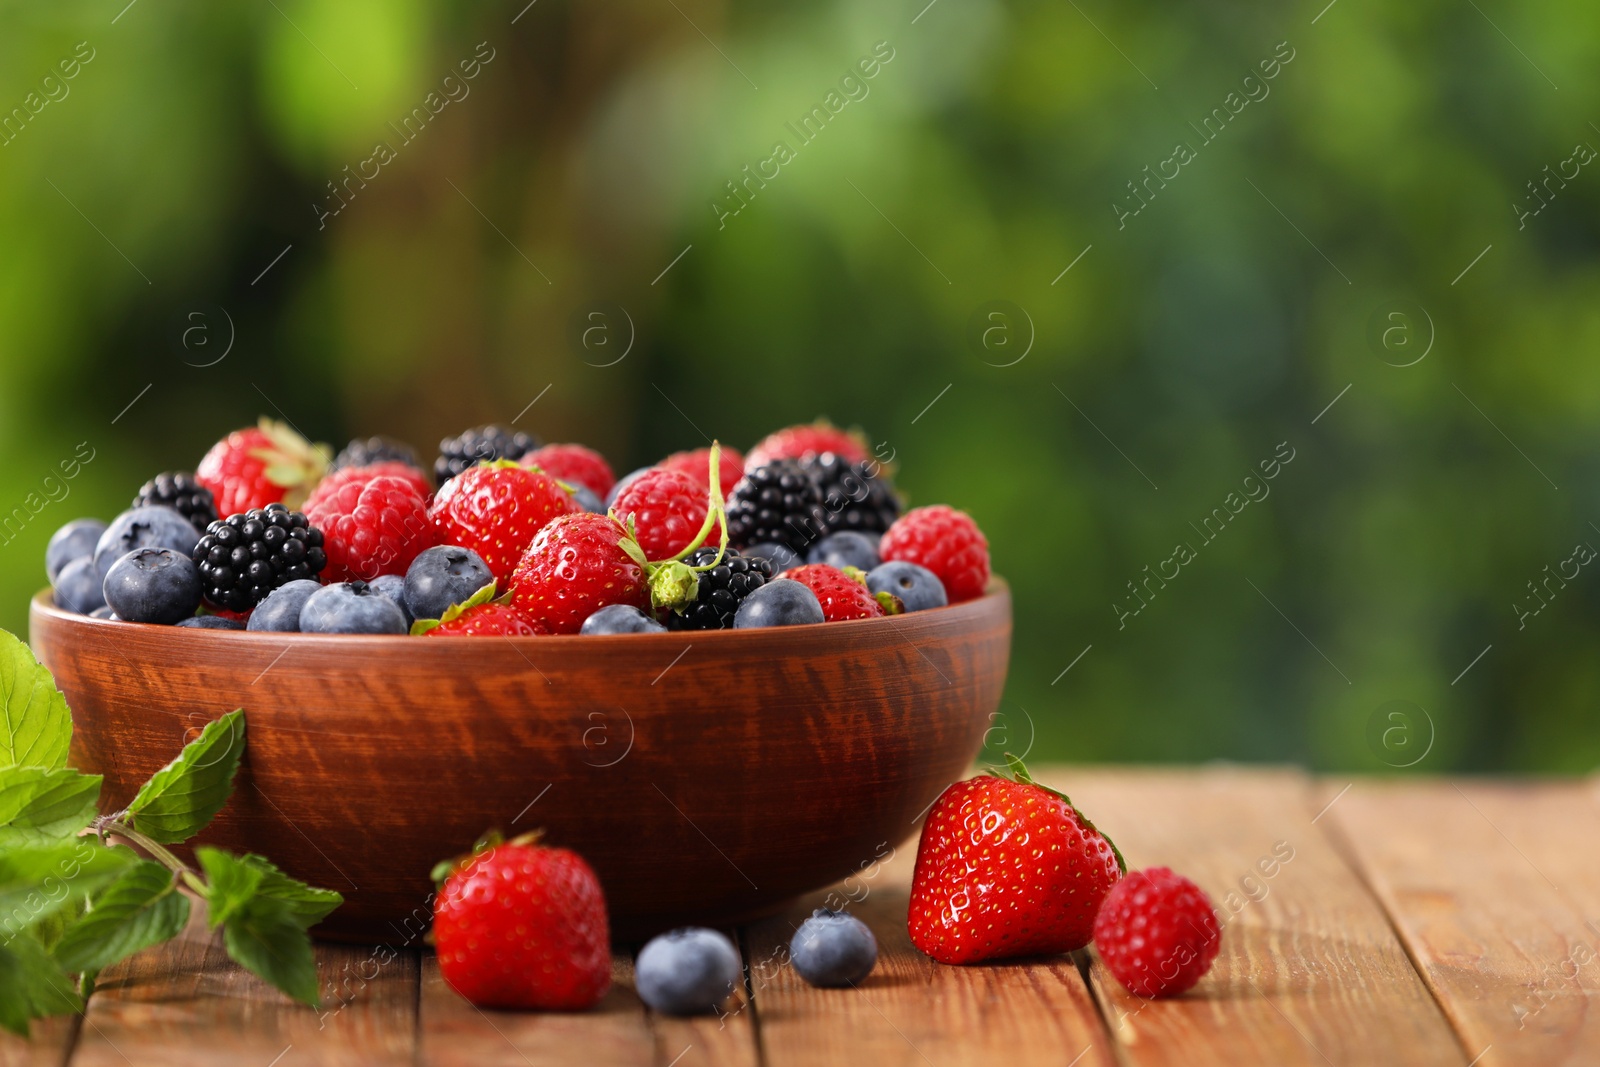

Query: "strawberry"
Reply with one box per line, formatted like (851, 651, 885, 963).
(660, 446, 744, 500)
(524, 444, 616, 499)
(908, 756, 1124, 965)
(423, 602, 548, 637)
(510, 512, 649, 634)
(195, 418, 330, 517)
(610, 468, 710, 561)
(304, 473, 436, 583)
(783, 563, 894, 621)
(428, 460, 578, 584)
(879, 505, 990, 603)
(432, 832, 611, 1011)
(746, 421, 870, 469)
(1093, 867, 1221, 998)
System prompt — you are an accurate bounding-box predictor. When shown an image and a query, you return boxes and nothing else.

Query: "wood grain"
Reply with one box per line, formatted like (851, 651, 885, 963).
(1326, 778, 1600, 1066)
(0, 1017, 77, 1067)
(1060, 767, 1463, 1066)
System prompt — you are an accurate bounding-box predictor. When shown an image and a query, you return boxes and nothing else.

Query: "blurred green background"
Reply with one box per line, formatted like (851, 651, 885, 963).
(2, 0, 1597, 773)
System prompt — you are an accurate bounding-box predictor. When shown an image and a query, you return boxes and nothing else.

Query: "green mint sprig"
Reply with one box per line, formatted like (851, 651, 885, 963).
(0, 628, 342, 1033)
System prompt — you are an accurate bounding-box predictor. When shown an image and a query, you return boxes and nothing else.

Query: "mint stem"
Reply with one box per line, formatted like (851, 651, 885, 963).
(100, 819, 195, 882)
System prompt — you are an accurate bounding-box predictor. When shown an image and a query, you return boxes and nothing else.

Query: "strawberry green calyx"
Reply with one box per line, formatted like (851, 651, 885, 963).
(649, 561, 699, 611)
(410, 581, 501, 635)
(994, 753, 1127, 875)
(431, 829, 546, 888)
(250, 417, 332, 510)
(612, 443, 734, 616)
(873, 590, 906, 615)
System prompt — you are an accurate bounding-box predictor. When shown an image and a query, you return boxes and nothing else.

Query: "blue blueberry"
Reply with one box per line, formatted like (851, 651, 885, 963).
(789, 909, 878, 987)
(367, 573, 413, 625)
(53, 557, 106, 615)
(46, 519, 107, 583)
(93, 506, 199, 583)
(733, 579, 824, 628)
(580, 604, 666, 635)
(247, 579, 323, 632)
(605, 466, 652, 510)
(635, 928, 741, 1015)
(103, 547, 204, 625)
(806, 531, 881, 572)
(404, 546, 494, 620)
(299, 581, 409, 634)
(89, 606, 119, 621)
(177, 615, 244, 630)
(866, 561, 947, 612)
(570, 484, 606, 514)
(743, 541, 799, 574)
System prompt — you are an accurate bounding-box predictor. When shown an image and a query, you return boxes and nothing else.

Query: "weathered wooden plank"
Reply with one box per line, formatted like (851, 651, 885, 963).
(1327, 778, 1600, 1066)
(746, 830, 1117, 1067)
(1061, 767, 1462, 1066)
(0, 1017, 77, 1067)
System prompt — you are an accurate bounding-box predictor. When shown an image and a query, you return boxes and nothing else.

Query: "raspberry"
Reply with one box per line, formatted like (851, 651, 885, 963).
(665, 548, 772, 630)
(423, 601, 549, 637)
(784, 564, 885, 622)
(304, 473, 436, 583)
(428, 461, 577, 584)
(523, 443, 616, 498)
(879, 505, 990, 603)
(747, 421, 870, 468)
(510, 512, 648, 634)
(726, 460, 825, 554)
(660, 446, 744, 500)
(1093, 867, 1221, 998)
(611, 468, 710, 561)
(435, 424, 541, 486)
(318, 461, 433, 503)
(196, 419, 329, 517)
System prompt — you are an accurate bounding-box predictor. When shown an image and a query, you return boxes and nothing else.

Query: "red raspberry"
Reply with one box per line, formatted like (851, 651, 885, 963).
(880, 505, 990, 603)
(784, 564, 885, 622)
(304, 474, 435, 583)
(660, 446, 744, 500)
(524, 444, 616, 499)
(423, 601, 549, 637)
(1093, 867, 1221, 998)
(428, 462, 578, 584)
(510, 512, 648, 633)
(747, 422, 869, 468)
(433, 836, 611, 1010)
(196, 419, 328, 517)
(311, 463, 432, 508)
(611, 468, 709, 561)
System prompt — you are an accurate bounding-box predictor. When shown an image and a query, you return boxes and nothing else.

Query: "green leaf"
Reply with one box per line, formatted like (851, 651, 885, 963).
(0, 841, 137, 940)
(0, 932, 83, 1036)
(124, 710, 244, 843)
(0, 767, 102, 846)
(222, 898, 320, 1007)
(0, 629, 71, 770)
(52, 860, 189, 975)
(235, 854, 341, 927)
(195, 847, 264, 928)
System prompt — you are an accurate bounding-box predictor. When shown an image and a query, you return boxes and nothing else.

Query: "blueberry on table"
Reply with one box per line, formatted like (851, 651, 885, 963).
(580, 604, 666, 635)
(866, 561, 947, 612)
(93, 506, 199, 583)
(247, 579, 323, 632)
(807, 531, 881, 572)
(404, 546, 494, 621)
(635, 928, 741, 1015)
(46, 518, 107, 583)
(732, 578, 825, 628)
(299, 581, 409, 634)
(103, 547, 204, 625)
(789, 909, 878, 987)
(53, 556, 106, 615)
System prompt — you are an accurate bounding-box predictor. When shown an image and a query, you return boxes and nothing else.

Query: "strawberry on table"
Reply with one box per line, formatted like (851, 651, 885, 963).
(879, 504, 990, 603)
(195, 418, 330, 517)
(427, 460, 578, 585)
(1093, 867, 1221, 998)
(908, 755, 1124, 965)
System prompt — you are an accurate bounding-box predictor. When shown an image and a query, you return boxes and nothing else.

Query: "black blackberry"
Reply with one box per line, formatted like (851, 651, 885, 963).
(802, 452, 901, 537)
(331, 435, 421, 473)
(726, 459, 827, 553)
(434, 424, 542, 486)
(666, 548, 774, 630)
(132, 472, 218, 533)
(192, 504, 327, 612)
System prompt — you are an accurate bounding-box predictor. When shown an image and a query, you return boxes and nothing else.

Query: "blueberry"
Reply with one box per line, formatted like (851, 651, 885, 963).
(866, 562, 947, 612)
(635, 928, 741, 1015)
(93, 507, 199, 583)
(789, 909, 878, 987)
(53, 557, 106, 615)
(89, 606, 119, 621)
(177, 615, 244, 630)
(743, 541, 800, 574)
(299, 581, 409, 635)
(404, 546, 494, 620)
(247, 579, 323, 632)
(732, 579, 824, 628)
(605, 466, 653, 510)
(367, 573, 413, 625)
(580, 604, 666, 635)
(571, 484, 606, 514)
(103, 548, 204, 625)
(46, 519, 107, 583)
(806, 531, 881, 572)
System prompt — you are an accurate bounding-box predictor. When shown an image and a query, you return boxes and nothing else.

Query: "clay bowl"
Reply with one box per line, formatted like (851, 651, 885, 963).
(29, 584, 1010, 944)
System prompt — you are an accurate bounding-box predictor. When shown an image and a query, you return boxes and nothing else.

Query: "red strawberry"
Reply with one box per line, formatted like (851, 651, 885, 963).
(1093, 867, 1221, 998)
(660, 446, 744, 500)
(908, 756, 1124, 965)
(196, 418, 329, 517)
(304, 473, 436, 583)
(423, 601, 548, 637)
(747, 421, 870, 468)
(510, 512, 648, 633)
(432, 833, 611, 1011)
(524, 444, 616, 499)
(784, 563, 889, 621)
(428, 461, 578, 584)
(880, 505, 990, 603)
(610, 468, 710, 561)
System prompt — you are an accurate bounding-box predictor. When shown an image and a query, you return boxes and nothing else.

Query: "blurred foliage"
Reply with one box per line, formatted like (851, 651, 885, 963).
(2, 0, 1598, 772)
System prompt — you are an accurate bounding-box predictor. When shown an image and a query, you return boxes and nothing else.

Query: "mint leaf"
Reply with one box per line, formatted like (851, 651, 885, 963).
(124, 710, 244, 843)
(52, 860, 189, 975)
(195, 847, 264, 928)
(0, 841, 137, 939)
(0, 766, 102, 846)
(0, 932, 83, 1036)
(222, 898, 320, 1007)
(235, 854, 342, 927)
(0, 629, 71, 770)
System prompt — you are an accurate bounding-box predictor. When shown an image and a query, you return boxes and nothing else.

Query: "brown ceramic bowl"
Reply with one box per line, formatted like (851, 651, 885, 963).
(29, 585, 1010, 944)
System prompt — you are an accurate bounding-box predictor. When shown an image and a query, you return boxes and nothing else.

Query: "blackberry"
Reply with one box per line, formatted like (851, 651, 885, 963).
(192, 503, 327, 612)
(802, 452, 901, 536)
(726, 460, 826, 553)
(132, 472, 218, 533)
(666, 548, 774, 630)
(331, 435, 421, 473)
(434, 424, 542, 486)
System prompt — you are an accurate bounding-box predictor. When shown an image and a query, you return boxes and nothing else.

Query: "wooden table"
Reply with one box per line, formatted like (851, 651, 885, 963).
(5, 766, 1597, 1066)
